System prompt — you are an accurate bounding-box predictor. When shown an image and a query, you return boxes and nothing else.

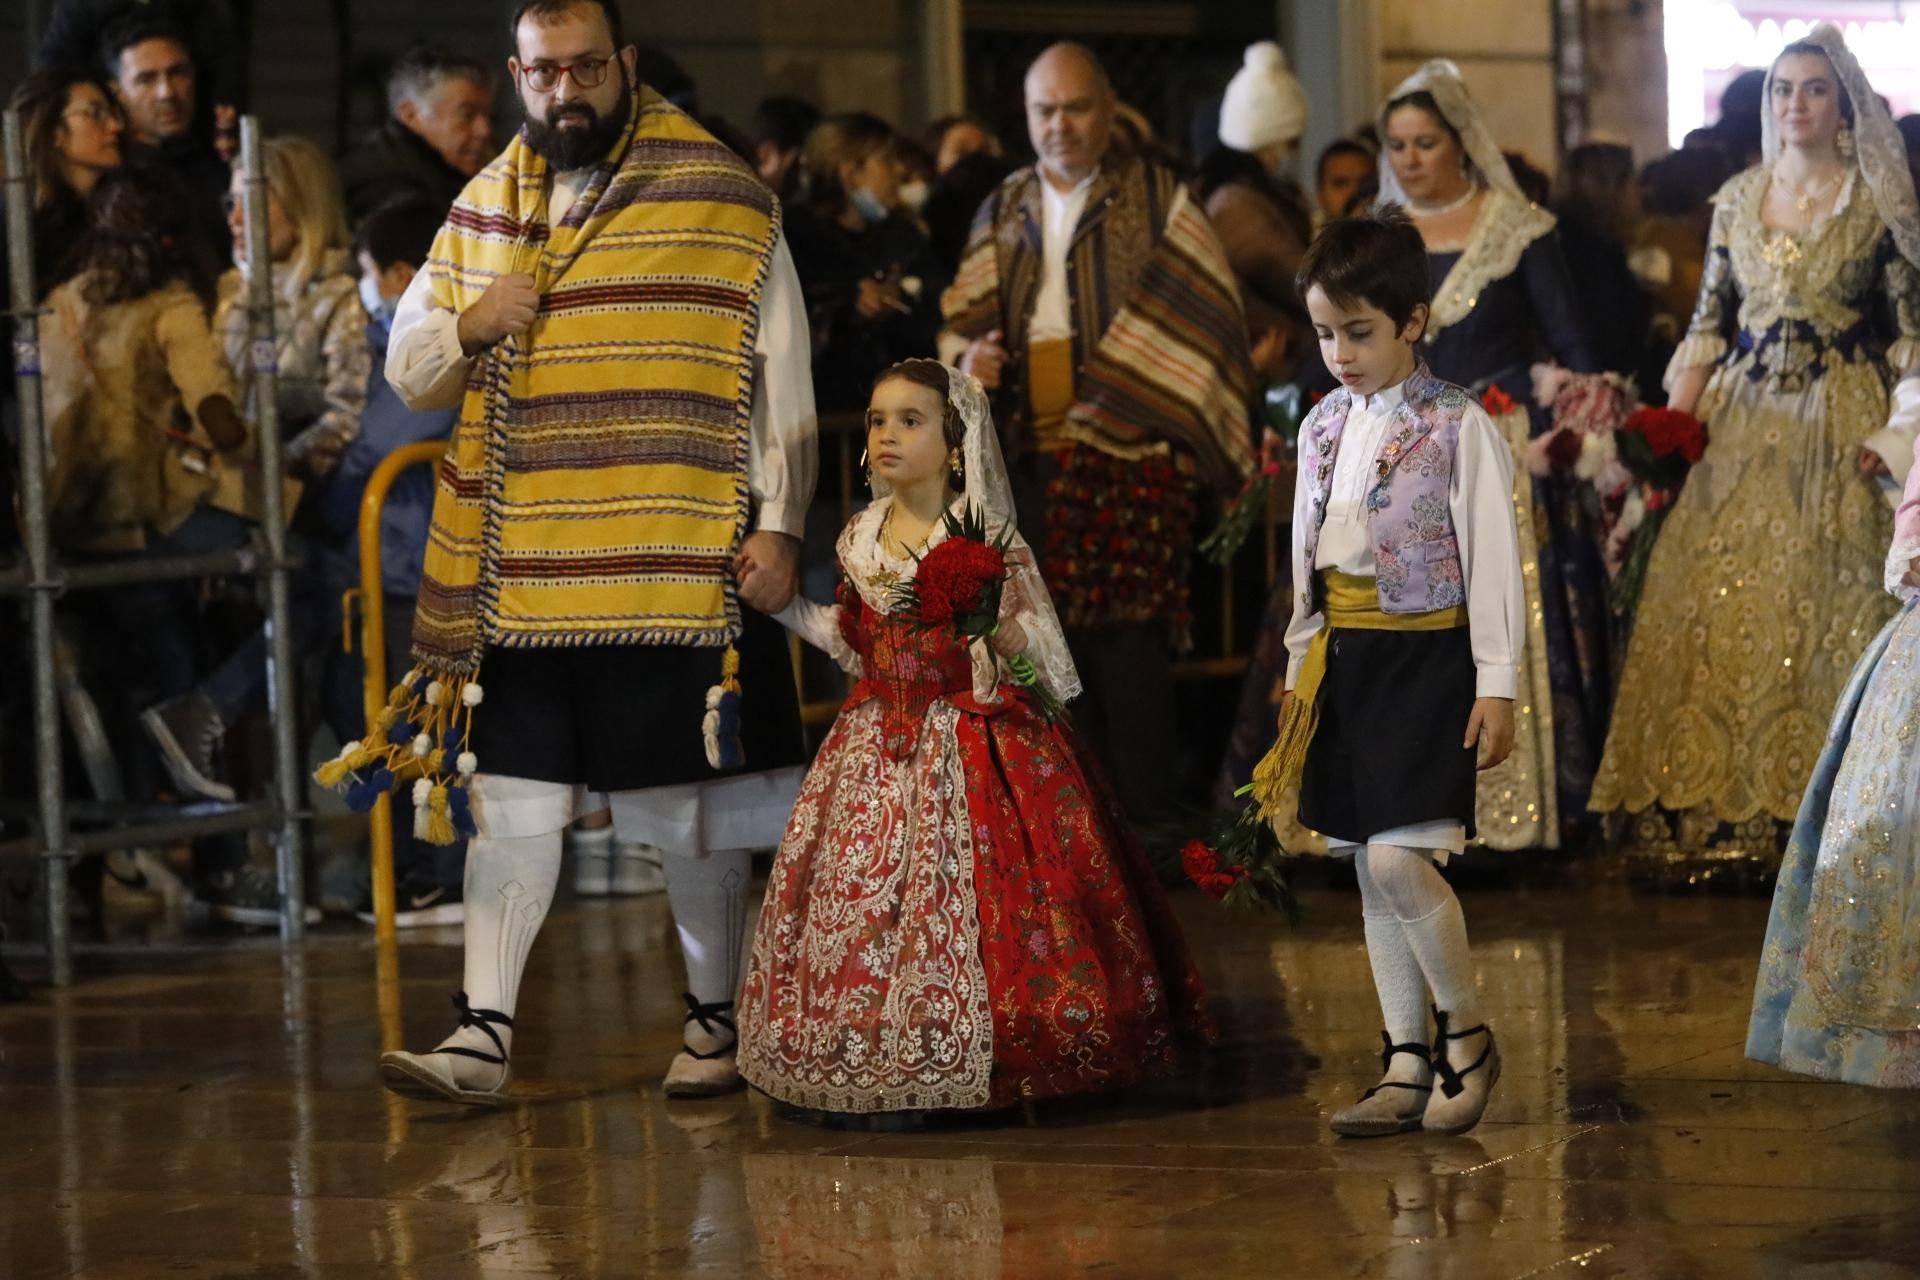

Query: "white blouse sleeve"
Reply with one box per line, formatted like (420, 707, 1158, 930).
(1453, 403, 1525, 700)
(748, 235, 820, 538)
(773, 595, 858, 675)
(385, 267, 474, 412)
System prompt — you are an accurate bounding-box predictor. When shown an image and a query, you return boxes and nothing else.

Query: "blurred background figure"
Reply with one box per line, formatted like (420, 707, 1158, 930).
(1552, 142, 1654, 390)
(338, 44, 496, 221)
(3, 68, 125, 307)
(922, 116, 1009, 278)
(926, 112, 1000, 176)
(785, 110, 944, 414)
(96, 11, 233, 262)
(749, 93, 820, 205)
(38, 0, 243, 160)
(1314, 137, 1376, 226)
(1202, 40, 1314, 385)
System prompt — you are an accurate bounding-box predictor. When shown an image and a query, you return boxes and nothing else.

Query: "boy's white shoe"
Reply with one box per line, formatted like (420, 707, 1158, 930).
(612, 842, 667, 896)
(570, 826, 615, 898)
(1422, 1007, 1500, 1136)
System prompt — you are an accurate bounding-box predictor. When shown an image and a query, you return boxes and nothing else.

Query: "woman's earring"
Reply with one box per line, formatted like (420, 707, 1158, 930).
(949, 449, 965, 487)
(1836, 124, 1856, 160)
(860, 448, 872, 488)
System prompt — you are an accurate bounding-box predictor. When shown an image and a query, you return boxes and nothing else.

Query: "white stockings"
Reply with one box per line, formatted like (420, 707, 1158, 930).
(1355, 844, 1484, 1070)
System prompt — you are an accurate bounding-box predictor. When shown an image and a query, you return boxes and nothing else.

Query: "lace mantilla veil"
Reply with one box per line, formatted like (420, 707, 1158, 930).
(867, 366, 1084, 705)
(1761, 23, 1920, 272)
(1375, 59, 1529, 210)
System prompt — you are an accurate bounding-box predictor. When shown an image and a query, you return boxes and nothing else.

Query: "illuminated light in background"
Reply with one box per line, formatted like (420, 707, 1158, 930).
(1664, 0, 1920, 147)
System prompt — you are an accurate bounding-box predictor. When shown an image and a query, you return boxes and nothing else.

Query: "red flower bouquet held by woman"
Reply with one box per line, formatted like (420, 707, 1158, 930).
(889, 504, 1067, 720)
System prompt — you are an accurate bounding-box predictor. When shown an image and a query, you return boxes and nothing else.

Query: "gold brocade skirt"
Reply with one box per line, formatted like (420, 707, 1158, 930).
(1590, 353, 1898, 826)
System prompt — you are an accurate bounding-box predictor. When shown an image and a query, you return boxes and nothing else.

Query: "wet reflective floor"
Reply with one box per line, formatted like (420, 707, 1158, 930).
(5, 871, 1920, 1278)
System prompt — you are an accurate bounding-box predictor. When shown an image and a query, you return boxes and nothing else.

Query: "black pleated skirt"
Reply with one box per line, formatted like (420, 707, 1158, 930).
(1297, 626, 1478, 846)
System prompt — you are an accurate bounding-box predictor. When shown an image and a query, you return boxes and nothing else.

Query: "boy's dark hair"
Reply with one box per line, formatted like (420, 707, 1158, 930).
(355, 195, 446, 273)
(1296, 204, 1432, 331)
(99, 13, 193, 78)
(508, 0, 625, 51)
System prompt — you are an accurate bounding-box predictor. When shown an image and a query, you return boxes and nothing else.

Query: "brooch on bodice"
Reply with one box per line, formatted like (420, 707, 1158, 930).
(1761, 233, 1804, 272)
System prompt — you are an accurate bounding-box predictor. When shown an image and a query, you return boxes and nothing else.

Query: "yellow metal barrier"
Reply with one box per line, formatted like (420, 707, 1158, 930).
(342, 440, 449, 951)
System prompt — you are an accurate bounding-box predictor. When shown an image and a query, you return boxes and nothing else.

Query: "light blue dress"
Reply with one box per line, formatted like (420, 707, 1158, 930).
(1747, 585, 1920, 1088)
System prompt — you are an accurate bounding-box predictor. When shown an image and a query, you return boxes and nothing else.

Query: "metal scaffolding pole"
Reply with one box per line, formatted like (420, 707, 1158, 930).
(5, 109, 72, 985)
(239, 118, 309, 944)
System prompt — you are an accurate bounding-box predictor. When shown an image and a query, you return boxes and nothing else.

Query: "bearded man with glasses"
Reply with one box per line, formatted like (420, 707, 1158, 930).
(363, 0, 818, 1107)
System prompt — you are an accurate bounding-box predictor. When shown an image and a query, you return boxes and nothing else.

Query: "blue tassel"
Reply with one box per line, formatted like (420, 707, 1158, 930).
(344, 778, 382, 812)
(369, 766, 395, 792)
(386, 722, 414, 747)
(443, 722, 465, 753)
(447, 785, 476, 840)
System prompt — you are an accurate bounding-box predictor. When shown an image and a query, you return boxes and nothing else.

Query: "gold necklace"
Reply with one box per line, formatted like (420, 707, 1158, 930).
(882, 502, 934, 560)
(1772, 168, 1842, 219)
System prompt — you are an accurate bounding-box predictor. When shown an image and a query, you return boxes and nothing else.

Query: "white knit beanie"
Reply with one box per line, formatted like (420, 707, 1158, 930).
(1218, 42, 1309, 153)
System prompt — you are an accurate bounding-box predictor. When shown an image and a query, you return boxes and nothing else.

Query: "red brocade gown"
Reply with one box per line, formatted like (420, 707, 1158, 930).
(740, 564, 1211, 1113)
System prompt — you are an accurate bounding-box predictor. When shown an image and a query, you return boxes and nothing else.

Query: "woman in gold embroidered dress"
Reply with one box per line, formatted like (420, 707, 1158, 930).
(1590, 26, 1920, 858)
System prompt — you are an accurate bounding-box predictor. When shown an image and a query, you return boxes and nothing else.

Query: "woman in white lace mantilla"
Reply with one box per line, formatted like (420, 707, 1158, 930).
(736, 360, 1210, 1116)
(1590, 26, 1920, 857)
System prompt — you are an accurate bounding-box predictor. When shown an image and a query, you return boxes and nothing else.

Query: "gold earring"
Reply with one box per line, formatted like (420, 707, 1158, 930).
(860, 448, 872, 488)
(1837, 124, 1856, 159)
(948, 449, 965, 487)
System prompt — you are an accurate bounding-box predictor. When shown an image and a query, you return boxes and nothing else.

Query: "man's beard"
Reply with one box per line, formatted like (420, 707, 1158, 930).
(523, 72, 632, 171)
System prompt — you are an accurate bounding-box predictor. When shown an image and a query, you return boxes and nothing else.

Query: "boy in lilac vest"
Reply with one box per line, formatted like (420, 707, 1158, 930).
(1267, 208, 1525, 1137)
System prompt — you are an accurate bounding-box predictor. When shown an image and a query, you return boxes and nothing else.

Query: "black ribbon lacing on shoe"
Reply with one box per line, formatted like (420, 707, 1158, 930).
(1431, 1006, 1492, 1100)
(437, 991, 513, 1066)
(681, 993, 738, 1061)
(1358, 1030, 1432, 1101)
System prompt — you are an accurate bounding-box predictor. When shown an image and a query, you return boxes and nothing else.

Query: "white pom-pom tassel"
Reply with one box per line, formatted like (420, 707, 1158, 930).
(412, 778, 432, 807)
(411, 733, 432, 757)
(462, 683, 485, 707)
(1245, 40, 1287, 72)
(424, 680, 444, 707)
(457, 752, 478, 777)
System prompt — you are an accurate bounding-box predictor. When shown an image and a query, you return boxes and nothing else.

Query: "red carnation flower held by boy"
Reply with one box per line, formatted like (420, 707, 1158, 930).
(1249, 208, 1526, 1140)
(740, 360, 1211, 1121)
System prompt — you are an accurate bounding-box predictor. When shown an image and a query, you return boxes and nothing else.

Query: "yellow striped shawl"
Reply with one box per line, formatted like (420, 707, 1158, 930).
(412, 89, 778, 674)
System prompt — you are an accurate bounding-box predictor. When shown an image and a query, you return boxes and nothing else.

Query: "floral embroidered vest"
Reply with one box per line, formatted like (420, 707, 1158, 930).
(1298, 363, 1472, 616)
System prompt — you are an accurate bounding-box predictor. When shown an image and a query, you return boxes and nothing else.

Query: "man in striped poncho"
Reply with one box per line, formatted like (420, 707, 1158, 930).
(370, 0, 817, 1108)
(940, 43, 1255, 823)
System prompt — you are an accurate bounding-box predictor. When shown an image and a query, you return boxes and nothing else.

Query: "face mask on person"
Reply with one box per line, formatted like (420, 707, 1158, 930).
(850, 185, 890, 226)
(897, 179, 930, 213)
(359, 272, 396, 325)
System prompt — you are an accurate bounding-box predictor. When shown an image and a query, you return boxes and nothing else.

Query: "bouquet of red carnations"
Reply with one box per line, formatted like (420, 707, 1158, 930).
(1176, 804, 1296, 916)
(889, 504, 1066, 720)
(1603, 405, 1707, 615)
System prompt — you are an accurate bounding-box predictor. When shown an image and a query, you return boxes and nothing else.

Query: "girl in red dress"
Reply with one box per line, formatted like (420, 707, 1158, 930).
(738, 360, 1210, 1116)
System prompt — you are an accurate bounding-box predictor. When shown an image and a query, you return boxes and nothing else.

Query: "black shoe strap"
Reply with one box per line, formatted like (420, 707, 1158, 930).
(1378, 1030, 1432, 1075)
(1431, 1007, 1493, 1100)
(682, 993, 737, 1060)
(451, 991, 513, 1064)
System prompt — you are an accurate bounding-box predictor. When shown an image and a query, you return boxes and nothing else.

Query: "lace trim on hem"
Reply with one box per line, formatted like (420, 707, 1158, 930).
(1887, 533, 1920, 599)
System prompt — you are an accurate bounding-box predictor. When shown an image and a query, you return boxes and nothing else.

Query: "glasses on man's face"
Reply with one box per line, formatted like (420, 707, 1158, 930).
(520, 56, 615, 94)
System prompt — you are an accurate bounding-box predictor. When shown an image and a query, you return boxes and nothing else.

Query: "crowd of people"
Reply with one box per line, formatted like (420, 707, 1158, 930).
(6, 0, 1920, 1105)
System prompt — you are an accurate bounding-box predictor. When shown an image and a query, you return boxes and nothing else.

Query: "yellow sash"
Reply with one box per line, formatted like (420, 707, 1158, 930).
(1250, 571, 1468, 815)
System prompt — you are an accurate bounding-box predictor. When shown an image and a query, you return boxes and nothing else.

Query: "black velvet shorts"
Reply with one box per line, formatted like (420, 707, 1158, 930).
(1297, 626, 1479, 845)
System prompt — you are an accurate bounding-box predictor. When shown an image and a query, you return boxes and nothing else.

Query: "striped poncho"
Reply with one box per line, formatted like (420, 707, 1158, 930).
(316, 90, 779, 840)
(414, 88, 778, 671)
(941, 152, 1254, 495)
